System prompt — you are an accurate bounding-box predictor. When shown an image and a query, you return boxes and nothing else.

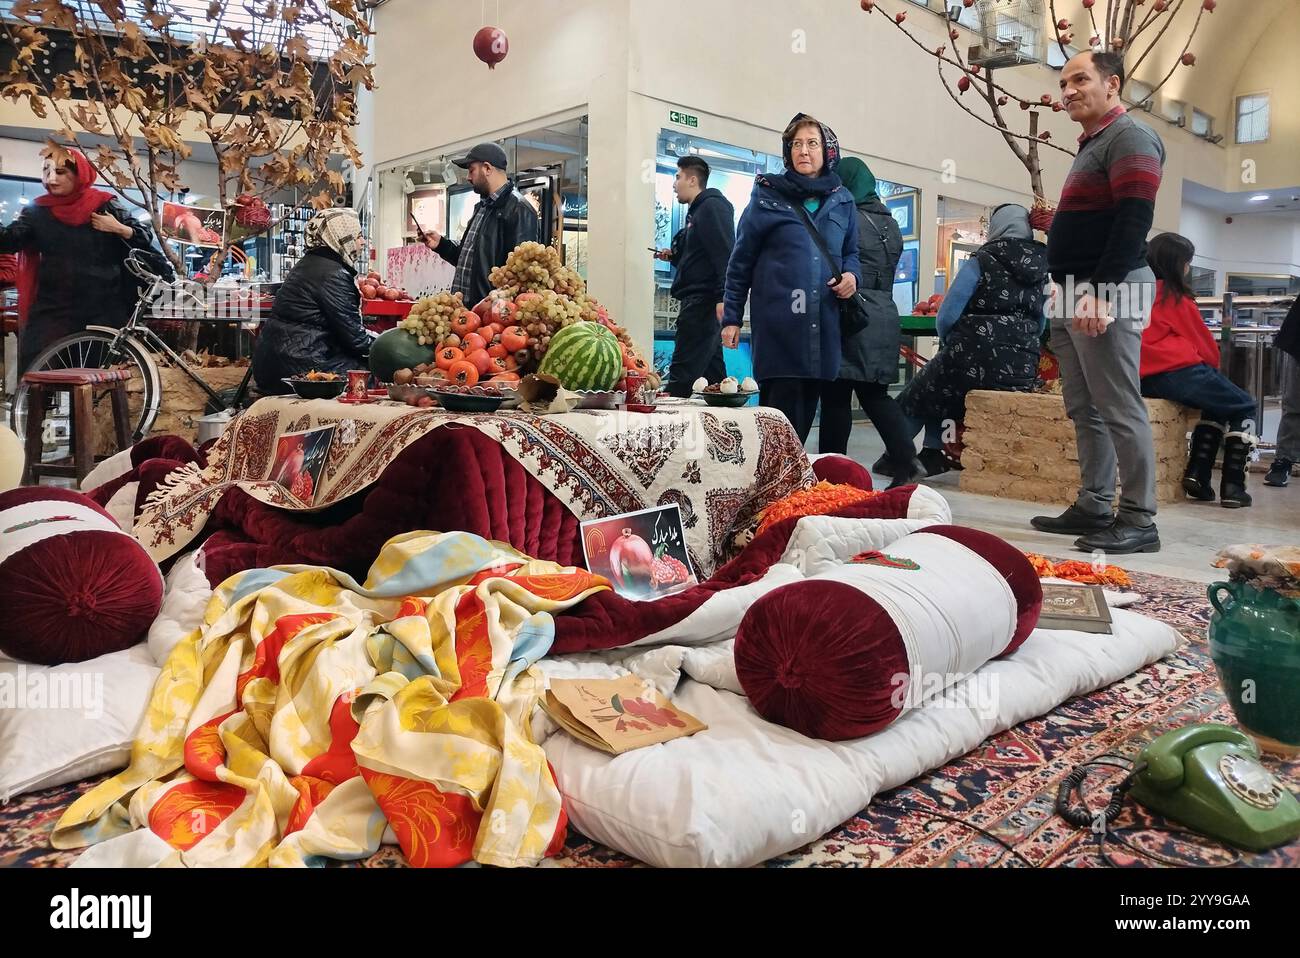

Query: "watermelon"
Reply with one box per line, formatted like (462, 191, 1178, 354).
(369, 328, 435, 382)
(538, 322, 624, 391)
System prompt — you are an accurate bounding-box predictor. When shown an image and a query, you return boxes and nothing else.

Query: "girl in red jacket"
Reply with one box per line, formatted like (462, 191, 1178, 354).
(1140, 233, 1256, 507)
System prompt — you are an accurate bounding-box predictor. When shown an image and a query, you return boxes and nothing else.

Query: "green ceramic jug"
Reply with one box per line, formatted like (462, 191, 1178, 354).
(1208, 580, 1300, 756)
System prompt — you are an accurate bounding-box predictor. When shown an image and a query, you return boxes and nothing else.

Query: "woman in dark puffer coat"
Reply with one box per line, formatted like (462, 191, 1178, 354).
(819, 157, 923, 487)
(253, 208, 371, 394)
(884, 203, 1048, 475)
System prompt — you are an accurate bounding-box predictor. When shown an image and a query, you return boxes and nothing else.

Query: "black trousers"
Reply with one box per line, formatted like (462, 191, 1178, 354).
(818, 378, 918, 462)
(665, 299, 727, 398)
(760, 377, 823, 444)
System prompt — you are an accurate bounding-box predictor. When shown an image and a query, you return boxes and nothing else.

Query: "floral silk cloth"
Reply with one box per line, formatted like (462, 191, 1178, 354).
(52, 531, 609, 867)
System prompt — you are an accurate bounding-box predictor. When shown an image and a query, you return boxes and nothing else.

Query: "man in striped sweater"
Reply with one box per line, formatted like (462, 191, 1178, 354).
(1031, 50, 1165, 555)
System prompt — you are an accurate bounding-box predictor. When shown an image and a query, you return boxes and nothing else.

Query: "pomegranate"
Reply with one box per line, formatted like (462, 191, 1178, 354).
(383, 287, 401, 301)
(1203, 0, 1216, 10)
(957, 76, 971, 93)
(360, 283, 378, 300)
(651, 555, 691, 590)
(473, 26, 509, 70)
(894, 11, 906, 23)
(608, 529, 654, 590)
(1181, 52, 1196, 66)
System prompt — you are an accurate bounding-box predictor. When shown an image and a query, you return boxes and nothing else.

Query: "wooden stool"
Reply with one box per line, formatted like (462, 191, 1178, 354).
(21, 367, 133, 486)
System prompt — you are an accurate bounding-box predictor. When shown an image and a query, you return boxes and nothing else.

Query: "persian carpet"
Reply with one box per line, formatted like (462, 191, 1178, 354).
(4, 568, 1295, 868)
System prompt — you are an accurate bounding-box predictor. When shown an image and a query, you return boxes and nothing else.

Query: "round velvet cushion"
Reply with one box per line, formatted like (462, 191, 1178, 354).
(734, 580, 909, 740)
(914, 524, 1042, 655)
(0, 486, 163, 665)
(811, 454, 873, 492)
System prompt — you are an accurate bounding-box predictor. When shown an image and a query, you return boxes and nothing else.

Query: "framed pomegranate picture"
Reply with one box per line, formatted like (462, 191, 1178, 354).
(581, 504, 697, 601)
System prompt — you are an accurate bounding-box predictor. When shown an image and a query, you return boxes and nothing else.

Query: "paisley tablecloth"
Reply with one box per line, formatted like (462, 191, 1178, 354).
(135, 398, 814, 578)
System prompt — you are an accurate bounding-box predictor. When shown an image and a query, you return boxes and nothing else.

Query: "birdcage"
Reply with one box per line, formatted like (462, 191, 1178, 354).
(963, 0, 1046, 69)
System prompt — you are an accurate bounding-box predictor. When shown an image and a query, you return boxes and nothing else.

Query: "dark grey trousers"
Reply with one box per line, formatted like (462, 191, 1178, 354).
(1049, 268, 1157, 526)
(1277, 351, 1300, 461)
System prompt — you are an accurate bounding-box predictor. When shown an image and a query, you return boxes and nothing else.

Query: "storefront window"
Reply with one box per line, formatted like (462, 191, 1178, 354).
(652, 130, 920, 383)
(935, 195, 988, 299)
(0, 175, 43, 226)
(376, 114, 588, 296)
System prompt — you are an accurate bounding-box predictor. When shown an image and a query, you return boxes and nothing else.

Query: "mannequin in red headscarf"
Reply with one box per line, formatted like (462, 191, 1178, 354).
(0, 148, 163, 373)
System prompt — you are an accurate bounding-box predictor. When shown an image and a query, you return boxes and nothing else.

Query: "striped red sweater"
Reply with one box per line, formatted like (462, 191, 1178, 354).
(1047, 108, 1165, 288)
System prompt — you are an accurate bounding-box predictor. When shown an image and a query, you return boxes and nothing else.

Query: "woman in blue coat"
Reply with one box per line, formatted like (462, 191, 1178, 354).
(721, 113, 861, 443)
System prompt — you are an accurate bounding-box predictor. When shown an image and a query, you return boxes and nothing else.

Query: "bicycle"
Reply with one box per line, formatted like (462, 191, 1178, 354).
(10, 249, 261, 452)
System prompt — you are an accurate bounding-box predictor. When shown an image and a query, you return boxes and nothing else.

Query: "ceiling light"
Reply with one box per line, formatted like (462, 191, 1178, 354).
(19, 197, 28, 205)
(1249, 194, 1270, 202)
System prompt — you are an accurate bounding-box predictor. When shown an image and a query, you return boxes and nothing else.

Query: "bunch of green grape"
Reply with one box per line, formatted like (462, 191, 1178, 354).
(400, 292, 466, 347)
(490, 242, 565, 294)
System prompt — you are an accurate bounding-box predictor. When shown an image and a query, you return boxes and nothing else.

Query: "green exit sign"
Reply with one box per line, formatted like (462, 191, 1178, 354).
(669, 110, 699, 128)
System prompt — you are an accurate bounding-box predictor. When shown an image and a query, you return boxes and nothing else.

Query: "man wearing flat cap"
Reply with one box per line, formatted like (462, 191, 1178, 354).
(420, 142, 540, 305)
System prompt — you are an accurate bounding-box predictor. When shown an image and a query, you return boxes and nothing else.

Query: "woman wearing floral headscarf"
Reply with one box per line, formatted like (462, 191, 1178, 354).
(253, 207, 371, 393)
(0, 147, 163, 373)
(721, 113, 860, 443)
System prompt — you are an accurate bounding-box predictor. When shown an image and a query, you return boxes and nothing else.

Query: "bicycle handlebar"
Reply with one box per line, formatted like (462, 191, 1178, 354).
(124, 249, 163, 282)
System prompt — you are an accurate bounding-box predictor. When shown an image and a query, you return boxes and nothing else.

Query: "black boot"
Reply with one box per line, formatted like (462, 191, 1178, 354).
(871, 453, 896, 478)
(1182, 422, 1222, 501)
(887, 457, 927, 490)
(917, 447, 954, 477)
(1219, 431, 1254, 508)
(1265, 458, 1293, 487)
(1030, 504, 1114, 536)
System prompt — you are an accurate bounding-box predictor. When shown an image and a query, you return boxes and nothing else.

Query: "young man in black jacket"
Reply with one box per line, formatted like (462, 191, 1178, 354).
(655, 156, 734, 397)
(421, 143, 540, 306)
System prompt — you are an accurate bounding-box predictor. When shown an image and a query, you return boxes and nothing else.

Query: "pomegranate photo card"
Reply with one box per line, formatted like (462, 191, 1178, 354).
(581, 504, 698, 601)
(543, 675, 707, 754)
(268, 424, 336, 504)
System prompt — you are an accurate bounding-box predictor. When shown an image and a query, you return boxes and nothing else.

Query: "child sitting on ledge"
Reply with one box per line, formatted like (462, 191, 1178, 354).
(1139, 232, 1256, 508)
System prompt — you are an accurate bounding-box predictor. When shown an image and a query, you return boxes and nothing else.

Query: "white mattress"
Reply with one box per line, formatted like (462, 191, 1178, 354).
(31, 494, 1181, 869)
(537, 607, 1179, 868)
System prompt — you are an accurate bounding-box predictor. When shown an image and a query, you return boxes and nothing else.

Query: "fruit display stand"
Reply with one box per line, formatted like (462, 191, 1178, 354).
(900, 314, 938, 337)
(134, 393, 814, 587)
(362, 299, 413, 334)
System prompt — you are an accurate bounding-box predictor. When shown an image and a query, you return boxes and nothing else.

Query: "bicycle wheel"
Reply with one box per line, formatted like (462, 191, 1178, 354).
(11, 330, 161, 460)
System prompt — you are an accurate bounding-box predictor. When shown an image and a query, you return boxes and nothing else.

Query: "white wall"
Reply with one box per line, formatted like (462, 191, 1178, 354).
(1179, 201, 1300, 290)
(366, 0, 1274, 348)
(0, 137, 46, 178)
(0, 136, 224, 201)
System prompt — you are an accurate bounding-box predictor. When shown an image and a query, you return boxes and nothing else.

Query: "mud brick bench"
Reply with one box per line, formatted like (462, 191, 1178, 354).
(959, 390, 1198, 505)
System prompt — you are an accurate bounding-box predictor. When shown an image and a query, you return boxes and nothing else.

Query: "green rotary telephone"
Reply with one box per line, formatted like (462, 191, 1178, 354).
(1059, 724, 1300, 854)
(1128, 724, 1300, 852)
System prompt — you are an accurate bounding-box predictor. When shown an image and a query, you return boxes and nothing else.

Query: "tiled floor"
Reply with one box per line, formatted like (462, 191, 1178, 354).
(815, 421, 1300, 585)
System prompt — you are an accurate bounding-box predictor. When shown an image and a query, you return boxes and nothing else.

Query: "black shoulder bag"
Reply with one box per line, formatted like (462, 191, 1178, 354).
(791, 201, 871, 340)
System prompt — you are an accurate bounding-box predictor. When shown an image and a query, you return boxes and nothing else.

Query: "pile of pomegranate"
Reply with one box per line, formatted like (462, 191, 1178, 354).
(359, 270, 413, 302)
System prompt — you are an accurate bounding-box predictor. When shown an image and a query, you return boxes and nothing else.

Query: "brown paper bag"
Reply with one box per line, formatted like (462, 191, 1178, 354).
(542, 675, 706, 754)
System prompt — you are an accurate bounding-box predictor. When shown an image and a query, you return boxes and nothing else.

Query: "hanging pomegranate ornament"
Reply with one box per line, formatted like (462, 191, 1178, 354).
(473, 26, 509, 70)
